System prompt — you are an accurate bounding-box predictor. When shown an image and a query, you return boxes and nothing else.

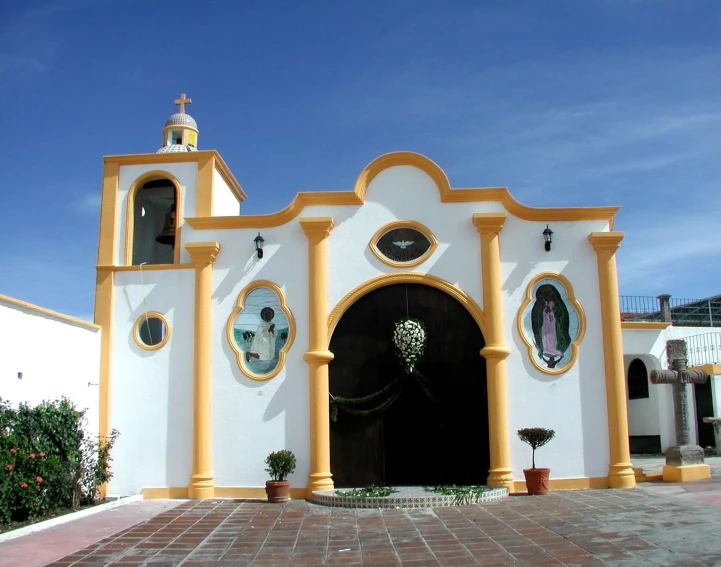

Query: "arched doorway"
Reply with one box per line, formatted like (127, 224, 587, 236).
(329, 283, 489, 487)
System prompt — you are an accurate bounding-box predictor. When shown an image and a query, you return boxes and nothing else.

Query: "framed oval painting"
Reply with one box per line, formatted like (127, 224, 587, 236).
(226, 280, 295, 381)
(517, 272, 586, 375)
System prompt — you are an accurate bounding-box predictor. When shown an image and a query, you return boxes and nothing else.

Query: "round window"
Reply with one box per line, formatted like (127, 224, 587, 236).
(371, 222, 437, 267)
(133, 313, 170, 350)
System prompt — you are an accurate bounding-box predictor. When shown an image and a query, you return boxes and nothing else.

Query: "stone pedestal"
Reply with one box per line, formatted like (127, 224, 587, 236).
(662, 445, 710, 482)
(703, 417, 721, 456)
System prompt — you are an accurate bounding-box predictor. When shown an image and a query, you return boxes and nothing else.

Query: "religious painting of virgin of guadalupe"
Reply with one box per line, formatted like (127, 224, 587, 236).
(517, 274, 585, 375)
(226, 281, 295, 381)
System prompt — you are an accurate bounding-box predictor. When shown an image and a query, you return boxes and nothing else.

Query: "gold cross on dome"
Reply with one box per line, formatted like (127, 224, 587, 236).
(174, 93, 192, 113)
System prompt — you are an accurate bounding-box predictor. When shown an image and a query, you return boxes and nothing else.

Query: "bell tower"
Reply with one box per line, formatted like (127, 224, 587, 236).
(158, 93, 199, 153)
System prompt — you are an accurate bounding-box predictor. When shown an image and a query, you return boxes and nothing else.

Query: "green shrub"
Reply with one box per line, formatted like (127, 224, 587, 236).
(0, 397, 119, 523)
(517, 427, 555, 469)
(264, 450, 296, 481)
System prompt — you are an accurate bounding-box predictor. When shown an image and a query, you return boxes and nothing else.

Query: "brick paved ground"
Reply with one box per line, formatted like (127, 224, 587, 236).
(34, 476, 721, 566)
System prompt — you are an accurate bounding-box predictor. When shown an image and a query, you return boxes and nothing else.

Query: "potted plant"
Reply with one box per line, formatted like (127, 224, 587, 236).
(517, 427, 555, 495)
(264, 449, 297, 503)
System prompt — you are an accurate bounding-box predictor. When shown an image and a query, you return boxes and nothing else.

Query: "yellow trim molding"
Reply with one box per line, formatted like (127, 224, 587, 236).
(300, 217, 336, 498)
(472, 212, 513, 490)
(95, 161, 120, 499)
(512, 476, 609, 492)
(123, 170, 183, 266)
(328, 272, 487, 338)
(689, 363, 721, 375)
(226, 280, 296, 381)
(103, 150, 246, 202)
(132, 312, 171, 351)
(196, 152, 215, 218)
(142, 487, 307, 499)
(185, 151, 619, 230)
(662, 464, 711, 482)
(368, 220, 438, 268)
(620, 321, 672, 330)
(588, 232, 636, 489)
(516, 272, 587, 376)
(97, 264, 195, 272)
(0, 293, 100, 330)
(185, 241, 221, 499)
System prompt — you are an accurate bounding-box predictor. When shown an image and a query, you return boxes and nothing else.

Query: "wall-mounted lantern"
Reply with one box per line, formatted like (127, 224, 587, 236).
(543, 225, 553, 252)
(254, 232, 265, 259)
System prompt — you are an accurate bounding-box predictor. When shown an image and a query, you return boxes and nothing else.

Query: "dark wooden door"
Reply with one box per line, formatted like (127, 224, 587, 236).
(329, 283, 488, 487)
(694, 381, 714, 448)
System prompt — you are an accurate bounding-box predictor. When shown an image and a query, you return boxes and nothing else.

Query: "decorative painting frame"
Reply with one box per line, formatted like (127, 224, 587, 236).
(517, 272, 586, 375)
(132, 311, 171, 351)
(369, 220, 438, 268)
(226, 280, 296, 381)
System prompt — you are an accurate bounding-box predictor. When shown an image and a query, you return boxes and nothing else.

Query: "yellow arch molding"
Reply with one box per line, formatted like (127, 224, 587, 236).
(516, 272, 587, 376)
(368, 220, 438, 269)
(225, 279, 296, 381)
(327, 272, 487, 343)
(124, 170, 184, 266)
(185, 151, 619, 230)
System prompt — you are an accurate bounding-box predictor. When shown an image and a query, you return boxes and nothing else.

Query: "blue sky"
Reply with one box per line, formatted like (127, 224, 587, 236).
(2, 0, 721, 321)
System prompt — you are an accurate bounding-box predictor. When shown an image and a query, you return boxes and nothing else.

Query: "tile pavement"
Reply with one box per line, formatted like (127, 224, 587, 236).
(20, 475, 721, 566)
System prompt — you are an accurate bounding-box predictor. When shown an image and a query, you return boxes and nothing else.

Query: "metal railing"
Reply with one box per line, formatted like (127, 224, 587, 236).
(686, 332, 721, 366)
(619, 295, 721, 327)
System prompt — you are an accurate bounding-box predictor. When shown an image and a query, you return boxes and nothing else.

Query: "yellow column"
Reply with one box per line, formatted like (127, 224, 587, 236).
(472, 213, 513, 490)
(588, 232, 636, 489)
(185, 241, 221, 499)
(300, 217, 335, 498)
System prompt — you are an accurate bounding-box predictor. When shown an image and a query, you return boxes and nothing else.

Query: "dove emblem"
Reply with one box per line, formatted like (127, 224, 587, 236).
(392, 240, 414, 249)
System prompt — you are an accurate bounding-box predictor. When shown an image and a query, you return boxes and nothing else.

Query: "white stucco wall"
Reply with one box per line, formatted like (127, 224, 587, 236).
(212, 170, 241, 216)
(0, 298, 101, 436)
(178, 163, 613, 487)
(107, 269, 195, 495)
(107, 158, 634, 494)
(622, 325, 715, 450)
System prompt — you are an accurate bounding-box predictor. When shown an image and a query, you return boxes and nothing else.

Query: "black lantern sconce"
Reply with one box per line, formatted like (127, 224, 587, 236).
(542, 225, 553, 252)
(254, 232, 265, 259)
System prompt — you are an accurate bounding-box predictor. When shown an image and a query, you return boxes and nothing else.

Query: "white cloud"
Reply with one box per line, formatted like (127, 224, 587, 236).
(71, 193, 101, 214)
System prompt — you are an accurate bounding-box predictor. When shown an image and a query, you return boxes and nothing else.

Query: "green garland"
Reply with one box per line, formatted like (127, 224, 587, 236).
(424, 485, 490, 505)
(336, 484, 398, 498)
(329, 368, 438, 422)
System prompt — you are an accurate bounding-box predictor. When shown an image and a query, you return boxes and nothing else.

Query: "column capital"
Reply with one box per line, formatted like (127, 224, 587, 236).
(185, 242, 220, 264)
(472, 212, 507, 234)
(300, 217, 334, 239)
(588, 232, 624, 253)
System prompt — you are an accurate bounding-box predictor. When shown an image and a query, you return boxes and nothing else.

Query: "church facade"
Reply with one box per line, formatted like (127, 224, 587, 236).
(92, 95, 639, 499)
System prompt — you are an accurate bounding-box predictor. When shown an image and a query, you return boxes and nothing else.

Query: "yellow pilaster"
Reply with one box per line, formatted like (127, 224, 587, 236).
(472, 213, 513, 490)
(588, 232, 636, 489)
(185, 241, 221, 499)
(300, 217, 335, 498)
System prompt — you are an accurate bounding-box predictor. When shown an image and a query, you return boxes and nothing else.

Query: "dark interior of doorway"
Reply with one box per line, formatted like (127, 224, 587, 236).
(694, 380, 715, 449)
(329, 283, 489, 488)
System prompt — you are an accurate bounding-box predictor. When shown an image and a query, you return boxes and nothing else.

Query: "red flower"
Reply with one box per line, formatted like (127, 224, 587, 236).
(29, 454, 35, 459)
(20, 482, 28, 488)
(5, 464, 13, 470)
(35, 476, 43, 483)
(39, 452, 46, 457)
(10, 448, 17, 454)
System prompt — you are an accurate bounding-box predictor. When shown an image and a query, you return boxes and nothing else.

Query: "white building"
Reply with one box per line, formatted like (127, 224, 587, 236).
(3, 95, 718, 499)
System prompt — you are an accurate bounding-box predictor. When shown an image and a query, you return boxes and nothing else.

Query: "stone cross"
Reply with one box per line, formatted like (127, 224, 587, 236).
(174, 93, 192, 114)
(650, 339, 709, 465)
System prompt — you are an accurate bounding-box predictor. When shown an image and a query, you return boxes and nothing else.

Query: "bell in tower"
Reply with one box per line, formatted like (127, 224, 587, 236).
(155, 203, 176, 246)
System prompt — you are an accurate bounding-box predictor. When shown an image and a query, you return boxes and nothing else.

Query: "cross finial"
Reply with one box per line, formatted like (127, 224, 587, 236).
(174, 93, 192, 114)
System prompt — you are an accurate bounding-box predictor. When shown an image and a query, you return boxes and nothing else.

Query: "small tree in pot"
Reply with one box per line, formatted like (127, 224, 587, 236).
(264, 449, 297, 503)
(517, 427, 555, 495)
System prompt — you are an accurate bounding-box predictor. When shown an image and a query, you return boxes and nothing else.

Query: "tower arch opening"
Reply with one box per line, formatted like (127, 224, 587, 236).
(128, 175, 179, 266)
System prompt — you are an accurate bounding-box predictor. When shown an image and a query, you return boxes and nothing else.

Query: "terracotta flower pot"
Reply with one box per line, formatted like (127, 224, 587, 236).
(265, 480, 291, 503)
(523, 468, 550, 495)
